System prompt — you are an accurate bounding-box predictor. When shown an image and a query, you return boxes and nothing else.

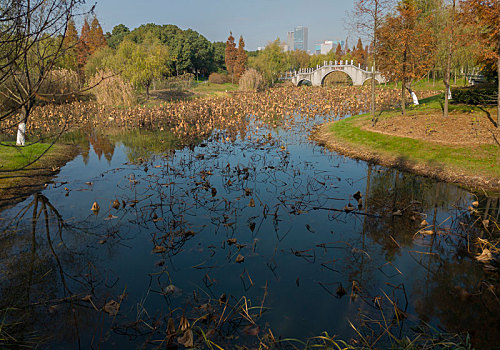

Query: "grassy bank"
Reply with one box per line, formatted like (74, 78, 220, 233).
(0, 142, 79, 209)
(314, 94, 500, 193)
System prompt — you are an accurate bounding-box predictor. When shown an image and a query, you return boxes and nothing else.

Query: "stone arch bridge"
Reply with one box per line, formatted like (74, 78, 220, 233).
(287, 60, 386, 87)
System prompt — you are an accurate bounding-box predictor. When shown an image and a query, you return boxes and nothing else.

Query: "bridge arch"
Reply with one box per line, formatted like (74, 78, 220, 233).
(361, 76, 383, 85)
(321, 70, 353, 86)
(297, 79, 312, 86)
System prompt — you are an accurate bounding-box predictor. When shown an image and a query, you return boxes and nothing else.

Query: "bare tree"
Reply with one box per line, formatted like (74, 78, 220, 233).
(0, 0, 87, 145)
(349, 0, 393, 126)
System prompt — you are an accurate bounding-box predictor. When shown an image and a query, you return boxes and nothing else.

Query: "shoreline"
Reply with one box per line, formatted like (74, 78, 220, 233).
(311, 119, 500, 194)
(0, 143, 80, 210)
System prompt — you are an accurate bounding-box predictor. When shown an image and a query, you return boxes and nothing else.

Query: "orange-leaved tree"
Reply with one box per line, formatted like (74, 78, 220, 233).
(353, 38, 367, 65)
(235, 35, 248, 79)
(77, 18, 91, 79)
(461, 0, 499, 127)
(377, 0, 436, 116)
(225, 32, 237, 83)
(88, 16, 108, 55)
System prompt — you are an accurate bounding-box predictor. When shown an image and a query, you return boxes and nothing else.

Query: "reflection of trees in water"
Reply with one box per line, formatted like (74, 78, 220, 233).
(0, 194, 112, 346)
(362, 168, 467, 260)
(412, 244, 500, 348)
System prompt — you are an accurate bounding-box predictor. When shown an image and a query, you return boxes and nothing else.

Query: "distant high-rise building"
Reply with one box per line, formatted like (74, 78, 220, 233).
(287, 31, 295, 51)
(293, 26, 308, 51)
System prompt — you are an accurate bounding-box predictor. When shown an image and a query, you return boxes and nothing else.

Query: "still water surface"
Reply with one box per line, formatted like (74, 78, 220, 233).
(0, 112, 498, 349)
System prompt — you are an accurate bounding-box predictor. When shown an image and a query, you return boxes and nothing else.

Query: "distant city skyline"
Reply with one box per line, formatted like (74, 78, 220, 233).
(90, 0, 352, 51)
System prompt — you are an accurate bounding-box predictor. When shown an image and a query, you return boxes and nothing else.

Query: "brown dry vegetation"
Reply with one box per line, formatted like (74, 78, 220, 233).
(1, 86, 436, 146)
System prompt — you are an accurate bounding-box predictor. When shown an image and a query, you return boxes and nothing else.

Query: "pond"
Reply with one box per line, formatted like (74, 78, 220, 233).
(0, 110, 498, 349)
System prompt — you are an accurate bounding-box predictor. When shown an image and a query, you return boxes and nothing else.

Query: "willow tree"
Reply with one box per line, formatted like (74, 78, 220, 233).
(0, 0, 87, 146)
(377, 0, 436, 116)
(115, 36, 170, 99)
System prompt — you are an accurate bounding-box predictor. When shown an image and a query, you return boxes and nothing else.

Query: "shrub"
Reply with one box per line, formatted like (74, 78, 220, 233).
(89, 70, 136, 106)
(238, 69, 265, 91)
(38, 69, 80, 103)
(209, 72, 231, 84)
(452, 85, 497, 105)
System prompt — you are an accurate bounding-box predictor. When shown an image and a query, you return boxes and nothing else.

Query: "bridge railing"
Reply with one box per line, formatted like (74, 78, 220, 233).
(288, 60, 376, 77)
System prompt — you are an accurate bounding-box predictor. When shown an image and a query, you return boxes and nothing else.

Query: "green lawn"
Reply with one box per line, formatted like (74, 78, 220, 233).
(326, 94, 499, 182)
(380, 78, 469, 91)
(0, 142, 59, 170)
(191, 82, 238, 95)
(329, 116, 499, 178)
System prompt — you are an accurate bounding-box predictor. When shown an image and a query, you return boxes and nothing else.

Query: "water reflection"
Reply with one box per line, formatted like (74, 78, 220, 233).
(0, 114, 499, 349)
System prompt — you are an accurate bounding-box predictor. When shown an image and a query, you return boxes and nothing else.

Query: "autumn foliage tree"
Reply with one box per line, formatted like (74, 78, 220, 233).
(77, 18, 91, 78)
(225, 32, 237, 83)
(235, 36, 248, 79)
(377, 0, 436, 115)
(461, 0, 499, 127)
(353, 38, 367, 65)
(88, 17, 108, 55)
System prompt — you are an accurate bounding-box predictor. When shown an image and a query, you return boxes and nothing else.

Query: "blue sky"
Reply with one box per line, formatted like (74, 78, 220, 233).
(92, 0, 353, 51)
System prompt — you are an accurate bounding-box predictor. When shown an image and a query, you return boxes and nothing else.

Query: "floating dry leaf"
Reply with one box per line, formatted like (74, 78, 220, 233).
(103, 300, 120, 316)
(91, 201, 100, 213)
(112, 199, 120, 209)
(235, 254, 245, 263)
(249, 198, 255, 207)
(152, 245, 167, 254)
(177, 328, 193, 347)
(344, 203, 354, 212)
(472, 201, 479, 207)
(476, 248, 493, 262)
(420, 219, 428, 227)
(227, 238, 237, 245)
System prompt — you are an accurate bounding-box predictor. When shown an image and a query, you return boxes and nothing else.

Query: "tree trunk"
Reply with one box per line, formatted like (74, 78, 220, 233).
(145, 83, 150, 100)
(371, 63, 376, 125)
(16, 106, 28, 146)
(401, 79, 406, 116)
(444, 0, 455, 118)
(497, 42, 500, 128)
(407, 85, 419, 105)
